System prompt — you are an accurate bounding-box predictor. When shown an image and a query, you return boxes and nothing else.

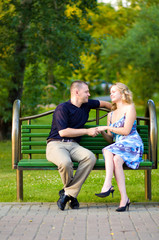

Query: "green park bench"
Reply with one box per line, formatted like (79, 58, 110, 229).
(12, 99, 158, 201)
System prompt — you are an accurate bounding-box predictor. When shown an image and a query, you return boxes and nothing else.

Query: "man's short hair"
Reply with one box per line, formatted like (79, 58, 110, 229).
(70, 81, 88, 93)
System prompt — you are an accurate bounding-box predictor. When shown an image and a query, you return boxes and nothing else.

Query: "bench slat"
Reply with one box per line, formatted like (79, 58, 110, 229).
(21, 148, 149, 154)
(22, 125, 51, 129)
(21, 146, 30, 150)
(22, 133, 48, 137)
(21, 129, 30, 133)
(21, 140, 148, 145)
(18, 158, 152, 168)
(21, 139, 148, 146)
(22, 150, 46, 154)
(21, 137, 30, 141)
(21, 149, 106, 154)
(22, 141, 46, 146)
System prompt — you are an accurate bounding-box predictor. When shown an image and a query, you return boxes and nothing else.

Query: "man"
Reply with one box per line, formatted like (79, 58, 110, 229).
(46, 81, 111, 210)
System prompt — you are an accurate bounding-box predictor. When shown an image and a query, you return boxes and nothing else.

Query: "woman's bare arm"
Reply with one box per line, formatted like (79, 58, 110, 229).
(100, 112, 113, 143)
(97, 104, 136, 136)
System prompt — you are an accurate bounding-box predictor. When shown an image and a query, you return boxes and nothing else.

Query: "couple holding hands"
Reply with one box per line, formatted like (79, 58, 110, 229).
(46, 81, 143, 212)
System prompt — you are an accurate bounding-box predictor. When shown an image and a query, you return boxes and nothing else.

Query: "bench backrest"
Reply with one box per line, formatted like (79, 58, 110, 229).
(21, 124, 149, 159)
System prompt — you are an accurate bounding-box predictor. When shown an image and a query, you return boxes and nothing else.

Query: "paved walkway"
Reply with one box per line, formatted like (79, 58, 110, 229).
(0, 202, 159, 240)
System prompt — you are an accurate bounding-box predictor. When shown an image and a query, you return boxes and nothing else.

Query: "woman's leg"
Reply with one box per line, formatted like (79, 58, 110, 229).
(113, 155, 129, 207)
(101, 150, 115, 192)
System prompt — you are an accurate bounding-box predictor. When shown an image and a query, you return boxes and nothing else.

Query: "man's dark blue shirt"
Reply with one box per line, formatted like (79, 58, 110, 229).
(47, 99, 100, 143)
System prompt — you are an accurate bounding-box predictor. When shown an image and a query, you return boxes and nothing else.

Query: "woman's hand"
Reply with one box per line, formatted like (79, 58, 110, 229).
(97, 126, 113, 143)
(97, 126, 108, 132)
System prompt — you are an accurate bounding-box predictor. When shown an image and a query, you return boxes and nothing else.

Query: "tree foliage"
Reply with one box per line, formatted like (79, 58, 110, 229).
(1, 0, 159, 139)
(0, 0, 96, 139)
(72, 3, 137, 90)
(101, 4, 159, 103)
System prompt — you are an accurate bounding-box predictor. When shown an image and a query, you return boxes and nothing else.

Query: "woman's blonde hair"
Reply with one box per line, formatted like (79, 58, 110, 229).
(110, 82, 133, 110)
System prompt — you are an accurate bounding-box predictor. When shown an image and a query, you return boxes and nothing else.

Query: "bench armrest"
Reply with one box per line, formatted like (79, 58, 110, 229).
(146, 99, 158, 169)
(12, 99, 21, 169)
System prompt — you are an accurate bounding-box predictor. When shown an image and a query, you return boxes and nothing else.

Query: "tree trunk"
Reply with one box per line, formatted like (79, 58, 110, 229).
(0, 120, 11, 141)
(0, 1, 32, 140)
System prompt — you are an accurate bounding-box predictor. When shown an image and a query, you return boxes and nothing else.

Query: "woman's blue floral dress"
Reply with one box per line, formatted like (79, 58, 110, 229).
(102, 112, 144, 169)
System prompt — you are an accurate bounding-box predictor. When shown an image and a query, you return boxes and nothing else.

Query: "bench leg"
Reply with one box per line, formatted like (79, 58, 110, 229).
(145, 169, 151, 200)
(17, 169, 23, 201)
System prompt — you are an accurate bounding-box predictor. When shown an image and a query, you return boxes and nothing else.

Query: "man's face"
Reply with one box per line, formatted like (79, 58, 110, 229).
(78, 84, 90, 103)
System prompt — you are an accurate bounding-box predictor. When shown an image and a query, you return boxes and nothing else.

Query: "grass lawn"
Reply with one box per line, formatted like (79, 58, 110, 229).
(0, 105, 159, 203)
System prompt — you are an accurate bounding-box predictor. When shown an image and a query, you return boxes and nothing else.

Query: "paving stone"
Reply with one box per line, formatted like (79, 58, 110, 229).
(0, 203, 159, 240)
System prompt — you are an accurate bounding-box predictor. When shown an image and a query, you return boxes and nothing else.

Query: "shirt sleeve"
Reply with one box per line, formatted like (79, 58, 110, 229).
(54, 104, 69, 131)
(87, 99, 100, 109)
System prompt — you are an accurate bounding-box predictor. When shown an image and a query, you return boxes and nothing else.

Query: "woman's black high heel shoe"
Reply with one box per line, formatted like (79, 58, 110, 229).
(95, 186, 115, 198)
(116, 198, 131, 212)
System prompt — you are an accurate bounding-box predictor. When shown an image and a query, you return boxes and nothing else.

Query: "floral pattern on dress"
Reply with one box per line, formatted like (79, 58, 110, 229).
(102, 114, 144, 169)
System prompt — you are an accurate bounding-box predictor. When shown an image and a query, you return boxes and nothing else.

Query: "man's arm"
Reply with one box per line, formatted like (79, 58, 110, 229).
(99, 100, 111, 109)
(58, 100, 111, 138)
(59, 127, 99, 138)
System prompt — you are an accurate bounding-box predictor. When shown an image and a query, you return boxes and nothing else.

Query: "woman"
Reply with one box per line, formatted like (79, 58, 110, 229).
(95, 82, 143, 212)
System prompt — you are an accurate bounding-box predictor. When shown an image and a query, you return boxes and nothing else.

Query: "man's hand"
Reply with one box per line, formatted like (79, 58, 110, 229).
(87, 127, 100, 137)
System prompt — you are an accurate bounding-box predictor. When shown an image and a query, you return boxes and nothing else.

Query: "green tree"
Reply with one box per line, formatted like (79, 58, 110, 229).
(101, 5, 159, 103)
(127, 0, 159, 8)
(0, 0, 97, 139)
(72, 2, 137, 90)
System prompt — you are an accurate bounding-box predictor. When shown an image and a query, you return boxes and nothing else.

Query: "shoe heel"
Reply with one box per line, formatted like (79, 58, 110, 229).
(95, 186, 115, 198)
(126, 198, 130, 211)
(127, 202, 130, 211)
(111, 189, 114, 198)
(116, 198, 130, 212)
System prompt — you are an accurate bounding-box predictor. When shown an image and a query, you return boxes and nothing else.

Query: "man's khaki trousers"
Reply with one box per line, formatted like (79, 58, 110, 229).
(46, 141, 96, 198)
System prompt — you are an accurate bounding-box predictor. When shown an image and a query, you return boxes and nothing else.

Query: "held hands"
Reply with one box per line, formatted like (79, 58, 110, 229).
(87, 127, 100, 137)
(87, 126, 108, 137)
(97, 126, 108, 132)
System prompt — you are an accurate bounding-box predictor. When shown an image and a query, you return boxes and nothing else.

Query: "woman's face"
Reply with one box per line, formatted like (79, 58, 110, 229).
(110, 86, 122, 103)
